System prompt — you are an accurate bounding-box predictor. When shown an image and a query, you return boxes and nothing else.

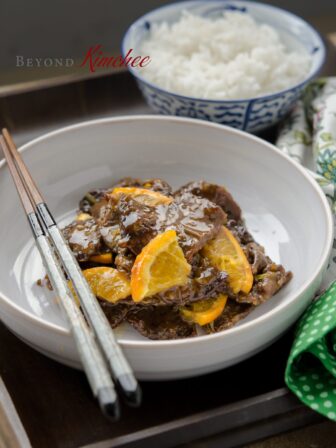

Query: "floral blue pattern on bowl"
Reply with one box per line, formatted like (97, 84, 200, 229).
(122, 0, 325, 133)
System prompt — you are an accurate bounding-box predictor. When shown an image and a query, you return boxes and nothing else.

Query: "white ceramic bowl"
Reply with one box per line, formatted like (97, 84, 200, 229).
(122, 0, 325, 133)
(0, 116, 332, 380)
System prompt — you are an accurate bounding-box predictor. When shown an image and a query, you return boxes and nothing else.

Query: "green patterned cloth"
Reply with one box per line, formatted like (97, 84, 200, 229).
(276, 78, 336, 421)
(285, 283, 336, 420)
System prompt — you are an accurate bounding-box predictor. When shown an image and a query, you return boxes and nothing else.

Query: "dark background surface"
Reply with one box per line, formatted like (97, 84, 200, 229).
(1, 0, 336, 64)
(0, 0, 336, 87)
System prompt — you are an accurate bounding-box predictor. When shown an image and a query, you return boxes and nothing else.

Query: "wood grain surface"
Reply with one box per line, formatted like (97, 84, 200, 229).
(0, 319, 308, 448)
(0, 377, 31, 448)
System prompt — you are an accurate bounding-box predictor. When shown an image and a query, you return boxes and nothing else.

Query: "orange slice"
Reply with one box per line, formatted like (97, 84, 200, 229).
(202, 226, 253, 294)
(180, 294, 227, 326)
(110, 187, 172, 206)
(131, 229, 191, 302)
(76, 212, 92, 221)
(89, 253, 113, 264)
(69, 267, 130, 304)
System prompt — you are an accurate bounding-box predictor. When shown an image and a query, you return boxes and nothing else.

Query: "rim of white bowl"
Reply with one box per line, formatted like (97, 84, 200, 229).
(0, 115, 333, 348)
(121, 0, 326, 103)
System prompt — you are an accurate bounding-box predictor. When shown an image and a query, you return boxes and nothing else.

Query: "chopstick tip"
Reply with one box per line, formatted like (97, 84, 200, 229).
(117, 374, 142, 407)
(97, 387, 121, 421)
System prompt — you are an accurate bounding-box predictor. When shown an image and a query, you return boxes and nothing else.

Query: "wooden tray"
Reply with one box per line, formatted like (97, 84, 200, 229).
(0, 323, 323, 448)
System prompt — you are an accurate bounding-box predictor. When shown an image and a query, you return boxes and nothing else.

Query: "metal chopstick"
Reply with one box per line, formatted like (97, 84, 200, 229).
(0, 136, 120, 420)
(2, 128, 141, 406)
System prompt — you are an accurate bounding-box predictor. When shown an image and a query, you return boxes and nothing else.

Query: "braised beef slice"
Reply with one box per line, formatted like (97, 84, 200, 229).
(127, 306, 195, 340)
(176, 181, 241, 220)
(99, 301, 129, 328)
(245, 242, 268, 275)
(116, 192, 226, 260)
(63, 218, 102, 262)
(173, 192, 227, 259)
(206, 300, 254, 333)
(79, 188, 110, 213)
(226, 219, 254, 245)
(237, 266, 292, 306)
(91, 198, 115, 223)
(90, 196, 123, 252)
(99, 225, 121, 252)
(114, 248, 135, 274)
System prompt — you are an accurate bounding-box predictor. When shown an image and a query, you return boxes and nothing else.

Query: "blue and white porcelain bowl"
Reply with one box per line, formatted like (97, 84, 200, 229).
(122, 0, 325, 133)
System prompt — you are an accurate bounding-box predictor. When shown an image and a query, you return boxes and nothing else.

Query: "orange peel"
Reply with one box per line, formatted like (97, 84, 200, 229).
(69, 266, 130, 304)
(131, 229, 191, 302)
(202, 226, 253, 294)
(180, 294, 228, 326)
(89, 253, 113, 264)
(110, 187, 172, 206)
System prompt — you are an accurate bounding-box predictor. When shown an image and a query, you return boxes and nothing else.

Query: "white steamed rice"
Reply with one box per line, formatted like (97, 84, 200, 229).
(139, 11, 312, 100)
